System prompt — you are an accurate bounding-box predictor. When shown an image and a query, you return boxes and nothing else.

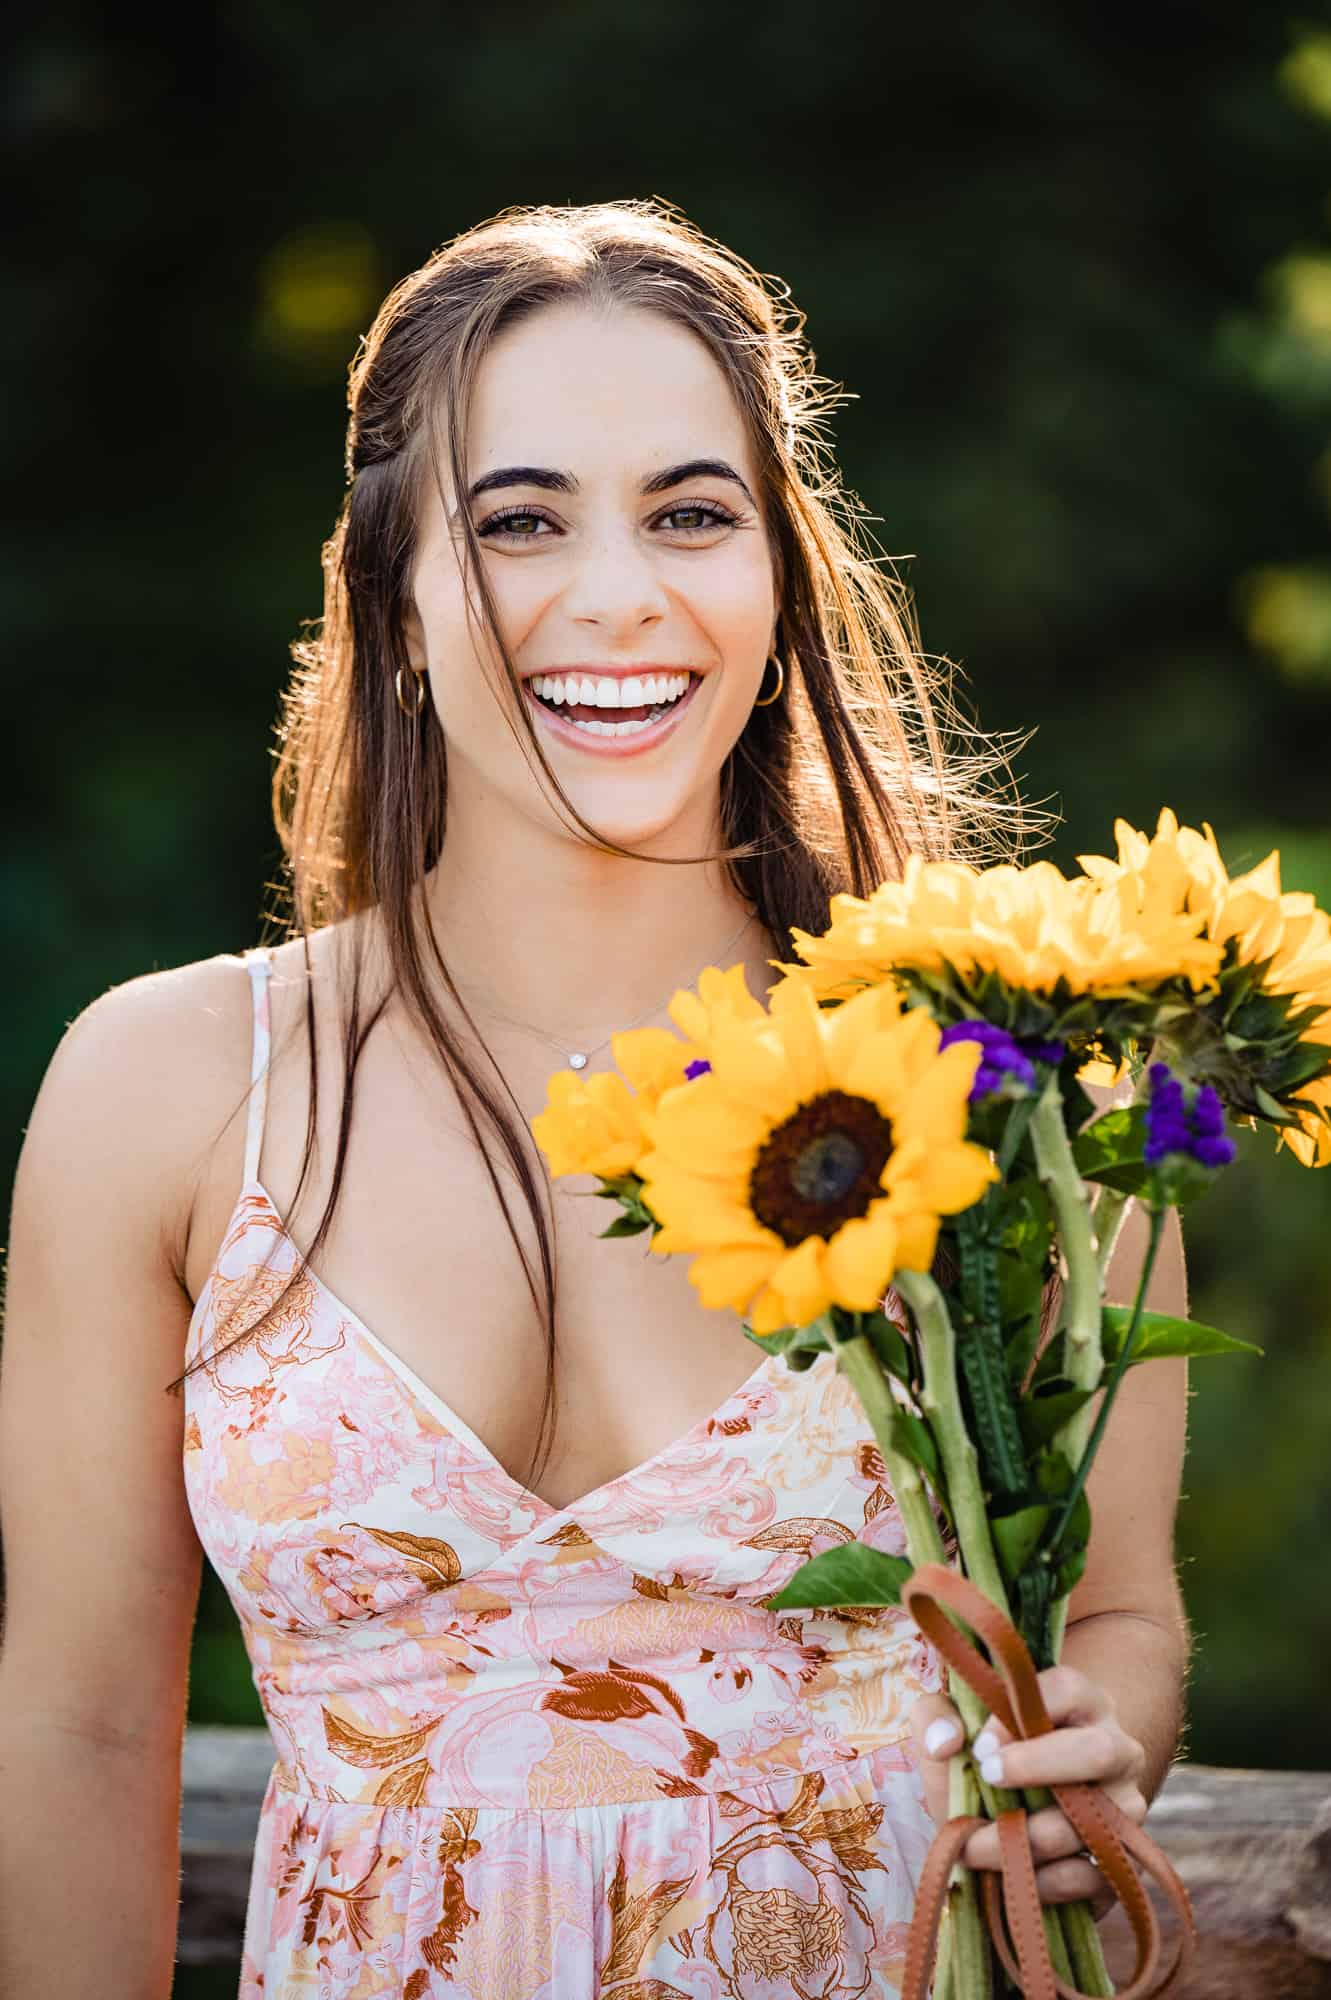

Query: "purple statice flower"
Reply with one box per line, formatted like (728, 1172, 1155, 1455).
(1024, 1038, 1067, 1068)
(938, 1021, 1064, 1101)
(684, 1057, 712, 1081)
(1189, 1082, 1236, 1168)
(1145, 1062, 1236, 1169)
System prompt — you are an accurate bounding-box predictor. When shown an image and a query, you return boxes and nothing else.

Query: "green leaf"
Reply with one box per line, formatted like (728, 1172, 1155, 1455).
(1054, 1540, 1090, 1601)
(1049, 1487, 1092, 1586)
(1101, 1306, 1263, 1364)
(766, 1542, 914, 1612)
(1071, 1104, 1148, 1182)
(992, 1181, 1055, 1388)
(1018, 1381, 1097, 1449)
(1032, 1446, 1077, 1500)
(888, 1404, 943, 1488)
(1061, 1076, 1096, 1133)
(597, 1173, 645, 1202)
(991, 1503, 1053, 1583)
(598, 1213, 651, 1239)
(1253, 1082, 1295, 1124)
(742, 1316, 833, 1362)
(996, 1092, 1039, 1178)
(859, 1309, 913, 1382)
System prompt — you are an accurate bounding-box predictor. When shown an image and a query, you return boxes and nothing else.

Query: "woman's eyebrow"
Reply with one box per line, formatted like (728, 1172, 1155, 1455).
(460, 458, 757, 509)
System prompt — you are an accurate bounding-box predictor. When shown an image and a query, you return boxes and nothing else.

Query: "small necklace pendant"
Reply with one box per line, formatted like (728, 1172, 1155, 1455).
(568, 1051, 589, 1070)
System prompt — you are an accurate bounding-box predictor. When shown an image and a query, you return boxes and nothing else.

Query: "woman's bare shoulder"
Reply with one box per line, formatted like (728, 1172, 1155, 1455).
(19, 950, 265, 1267)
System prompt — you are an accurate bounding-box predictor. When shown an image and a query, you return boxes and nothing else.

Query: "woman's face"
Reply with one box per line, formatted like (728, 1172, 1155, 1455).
(404, 300, 779, 853)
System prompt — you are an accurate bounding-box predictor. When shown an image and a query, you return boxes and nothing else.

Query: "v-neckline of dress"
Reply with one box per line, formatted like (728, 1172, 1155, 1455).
(205, 1177, 788, 1526)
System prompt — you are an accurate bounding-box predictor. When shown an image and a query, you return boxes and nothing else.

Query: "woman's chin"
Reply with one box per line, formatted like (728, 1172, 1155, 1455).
(547, 771, 720, 857)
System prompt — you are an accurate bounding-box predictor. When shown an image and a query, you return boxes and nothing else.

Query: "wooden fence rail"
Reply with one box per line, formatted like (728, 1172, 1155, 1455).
(178, 1728, 1331, 1992)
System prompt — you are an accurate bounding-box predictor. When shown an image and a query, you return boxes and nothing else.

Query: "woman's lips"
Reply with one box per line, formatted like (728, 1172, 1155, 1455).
(523, 673, 703, 757)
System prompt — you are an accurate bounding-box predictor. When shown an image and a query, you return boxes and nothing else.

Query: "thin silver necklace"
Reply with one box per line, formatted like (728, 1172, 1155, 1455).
(467, 910, 756, 1070)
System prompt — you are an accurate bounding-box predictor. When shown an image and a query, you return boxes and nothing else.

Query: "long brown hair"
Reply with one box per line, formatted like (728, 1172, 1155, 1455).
(171, 197, 1036, 1497)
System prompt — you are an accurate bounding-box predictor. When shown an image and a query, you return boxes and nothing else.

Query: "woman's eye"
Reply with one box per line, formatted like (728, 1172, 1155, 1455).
(477, 509, 553, 540)
(659, 502, 738, 534)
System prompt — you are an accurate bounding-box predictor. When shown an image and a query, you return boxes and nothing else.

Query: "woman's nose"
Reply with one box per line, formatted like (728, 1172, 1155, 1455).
(561, 522, 670, 633)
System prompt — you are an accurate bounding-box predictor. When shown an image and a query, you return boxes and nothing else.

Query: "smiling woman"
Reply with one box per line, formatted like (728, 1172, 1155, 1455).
(0, 199, 1181, 2000)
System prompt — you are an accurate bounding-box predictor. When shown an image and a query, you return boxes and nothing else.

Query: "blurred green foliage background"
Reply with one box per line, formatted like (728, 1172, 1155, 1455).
(5, 5, 1329, 1955)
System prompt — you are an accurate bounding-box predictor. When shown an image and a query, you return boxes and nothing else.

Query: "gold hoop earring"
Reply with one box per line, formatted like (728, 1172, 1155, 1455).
(753, 652, 785, 707)
(395, 666, 426, 717)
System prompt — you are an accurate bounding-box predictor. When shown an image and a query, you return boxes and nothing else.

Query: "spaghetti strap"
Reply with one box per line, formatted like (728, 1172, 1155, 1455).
(242, 948, 273, 1187)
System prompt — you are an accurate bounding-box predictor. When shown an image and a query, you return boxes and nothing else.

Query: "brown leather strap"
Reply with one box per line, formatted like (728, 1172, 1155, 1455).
(899, 1562, 1197, 1999)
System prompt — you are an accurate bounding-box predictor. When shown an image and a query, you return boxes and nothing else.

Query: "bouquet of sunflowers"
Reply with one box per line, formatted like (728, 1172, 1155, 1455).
(533, 810, 1331, 2000)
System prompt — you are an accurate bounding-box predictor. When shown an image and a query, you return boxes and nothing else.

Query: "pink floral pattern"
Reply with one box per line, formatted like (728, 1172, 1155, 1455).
(183, 953, 946, 1997)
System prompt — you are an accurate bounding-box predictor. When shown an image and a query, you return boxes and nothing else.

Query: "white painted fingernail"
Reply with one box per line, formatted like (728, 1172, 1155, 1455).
(980, 1752, 1005, 1785)
(925, 1719, 961, 1756)
(972, 1726, 999, 1762)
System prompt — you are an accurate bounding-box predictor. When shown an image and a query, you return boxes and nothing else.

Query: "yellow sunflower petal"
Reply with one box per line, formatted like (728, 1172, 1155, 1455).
(822, 981, 905, 1087)
(531, 1070, 643, 1178)
(766, 1236, 834, 1328)
(611, 1026, 691, 1107)
(750, 1285, 796, 1336)
(1280, 1075, 1331, 1167)
(767, 978, 830, 1102)
(822, 1202, 899, 1310)
(707, 1020, 805, 1124)
(685, 1244, 783, 1313)
(887, 1137, 999, 1217)
(647, 1078, 767, 1177)
(892, 1040, 982, 1147)
(894, 1210, 941, 1272)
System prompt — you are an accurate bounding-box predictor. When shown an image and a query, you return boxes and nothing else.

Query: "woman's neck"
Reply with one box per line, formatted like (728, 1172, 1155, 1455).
(416, 801, 766, 1049)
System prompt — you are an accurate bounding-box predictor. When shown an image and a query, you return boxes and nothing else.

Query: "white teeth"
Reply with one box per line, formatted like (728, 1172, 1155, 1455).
(528, 671, 693, 710)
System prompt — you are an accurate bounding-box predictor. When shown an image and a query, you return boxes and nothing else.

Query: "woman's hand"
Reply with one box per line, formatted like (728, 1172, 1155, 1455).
(908, 1665, 1149, 1920)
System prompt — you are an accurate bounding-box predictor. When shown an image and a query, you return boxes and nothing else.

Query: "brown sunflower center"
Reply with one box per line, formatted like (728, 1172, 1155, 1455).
(748, 1090, 895, 1247)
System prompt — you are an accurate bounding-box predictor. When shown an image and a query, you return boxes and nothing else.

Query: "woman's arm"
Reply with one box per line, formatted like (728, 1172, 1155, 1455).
(0, 959, 246, 1995)
(1059, 1195, 1191, 1798)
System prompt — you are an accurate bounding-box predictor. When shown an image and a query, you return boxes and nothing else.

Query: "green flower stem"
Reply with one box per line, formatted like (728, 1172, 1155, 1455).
(890, 1272, 1084, 1988)
(1029, 1074, 1131, 1994)
(941, 1738, 990, 1999)
(832, 1332, 950, 1570)
(833, 1320, 1103, 1991)
(1092, 1183, 1132, 1286)
(1029, 1077, 1104, 1435)
(1045, 1201, 1167, 1663)
(1062, 1905, 1113, 1995)
(893, 1269, 1010, 1616)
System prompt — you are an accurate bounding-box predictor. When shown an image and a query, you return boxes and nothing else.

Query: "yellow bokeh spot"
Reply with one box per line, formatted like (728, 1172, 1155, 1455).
(1280, 32, 1331, 121)
(1239, 564, 1331, 682)
(1268, 253, 1331, 344)
(256, 222, 380, 358)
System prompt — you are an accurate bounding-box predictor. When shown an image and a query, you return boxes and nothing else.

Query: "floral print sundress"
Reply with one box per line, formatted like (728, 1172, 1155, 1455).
(182, 950, 949, 1998)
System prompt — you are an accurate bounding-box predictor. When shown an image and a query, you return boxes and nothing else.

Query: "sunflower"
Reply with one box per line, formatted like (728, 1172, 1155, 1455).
(532, 962, 771, 1181)
(1079, 809, 1331, 1165)
(637, 978, 999, 1334)
(781, 851, 1222, 1006)
(531, 1070, 649, 1180)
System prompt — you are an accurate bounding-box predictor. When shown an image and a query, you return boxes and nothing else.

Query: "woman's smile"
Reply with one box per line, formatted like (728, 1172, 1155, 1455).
(522, 665, 705, 757)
